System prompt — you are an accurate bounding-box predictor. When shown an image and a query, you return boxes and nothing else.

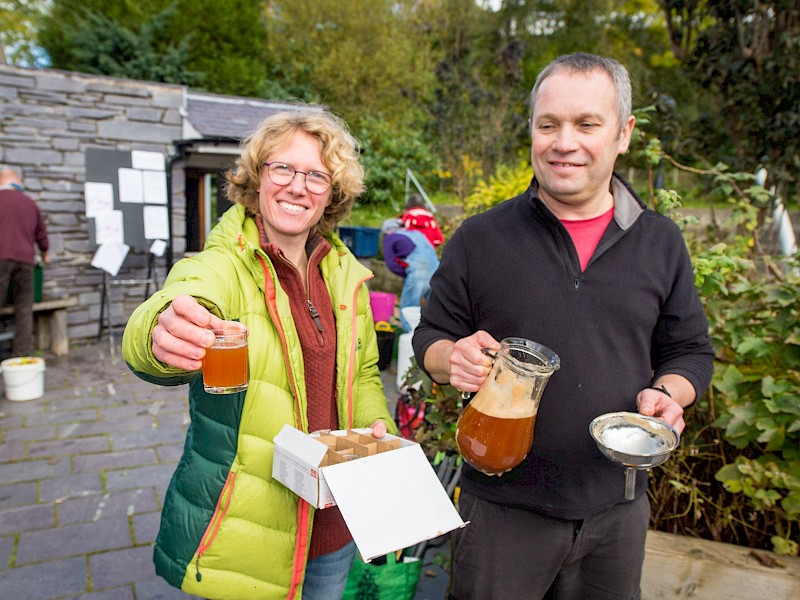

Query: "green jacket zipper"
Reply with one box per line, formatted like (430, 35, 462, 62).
(194, 471, 237, 581)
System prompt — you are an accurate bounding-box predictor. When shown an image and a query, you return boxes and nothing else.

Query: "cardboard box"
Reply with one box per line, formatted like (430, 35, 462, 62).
(272, 425, 467, 561)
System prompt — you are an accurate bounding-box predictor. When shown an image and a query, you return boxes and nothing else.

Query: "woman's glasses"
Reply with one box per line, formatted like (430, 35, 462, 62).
(263, 162, 332, 194)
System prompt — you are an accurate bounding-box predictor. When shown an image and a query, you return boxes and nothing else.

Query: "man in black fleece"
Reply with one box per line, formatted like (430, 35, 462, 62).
(412, 53, 714, 599)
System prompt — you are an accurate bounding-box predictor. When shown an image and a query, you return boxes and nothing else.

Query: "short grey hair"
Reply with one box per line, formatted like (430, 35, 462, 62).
(529, 53, 632, 131)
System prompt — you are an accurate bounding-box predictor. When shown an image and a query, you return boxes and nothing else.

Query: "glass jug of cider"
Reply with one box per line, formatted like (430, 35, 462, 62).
(455, 338, 560, 476)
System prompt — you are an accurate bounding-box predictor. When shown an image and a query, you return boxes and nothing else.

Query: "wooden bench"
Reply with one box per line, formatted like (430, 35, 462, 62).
(0, 297, 77, 356)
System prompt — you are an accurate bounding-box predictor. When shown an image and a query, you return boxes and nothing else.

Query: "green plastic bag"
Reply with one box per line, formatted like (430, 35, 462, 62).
(342, 552, 422, 600)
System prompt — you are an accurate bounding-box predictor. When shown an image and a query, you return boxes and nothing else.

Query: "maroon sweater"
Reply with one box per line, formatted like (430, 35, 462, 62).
(257, 218, 351, 559)
(0, 186, 49, 264)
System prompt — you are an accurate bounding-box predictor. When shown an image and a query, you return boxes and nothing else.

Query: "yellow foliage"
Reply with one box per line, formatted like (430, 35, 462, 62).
(461, 154, 483, 180)
(464, 162, 532, 215)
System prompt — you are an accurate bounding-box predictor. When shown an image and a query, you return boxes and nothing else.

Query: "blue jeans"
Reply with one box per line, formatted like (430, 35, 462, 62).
(399, 271, 432, 332)
(302, 541, 356, 600)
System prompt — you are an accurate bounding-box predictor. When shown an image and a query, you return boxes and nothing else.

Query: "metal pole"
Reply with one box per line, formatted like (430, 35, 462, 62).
(405, 168, 437, 213)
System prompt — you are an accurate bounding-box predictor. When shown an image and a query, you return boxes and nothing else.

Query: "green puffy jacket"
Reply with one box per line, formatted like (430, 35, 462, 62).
(122, 204, 395, 599)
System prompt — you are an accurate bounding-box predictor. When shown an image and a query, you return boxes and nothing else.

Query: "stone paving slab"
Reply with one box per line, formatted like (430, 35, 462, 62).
(58, 489, 159, 526)
(1, 556, 88, 599)
(0, 340, 199, 600)
(0, 338, 448, 599)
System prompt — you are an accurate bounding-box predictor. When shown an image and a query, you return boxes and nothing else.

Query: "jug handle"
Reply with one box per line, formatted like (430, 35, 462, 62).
(481, 347, 498, 360)
(461, 348, 499, 400)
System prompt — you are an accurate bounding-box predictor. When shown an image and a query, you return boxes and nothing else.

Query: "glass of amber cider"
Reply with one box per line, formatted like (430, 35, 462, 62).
(202, 327, 249, 394)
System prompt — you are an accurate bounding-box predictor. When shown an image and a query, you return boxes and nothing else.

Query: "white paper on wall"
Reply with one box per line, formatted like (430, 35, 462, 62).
(143, 205, 169, 240)
(118, 168, 143, 203)
(131, 150, 165, 171)
(94, 209, 124, 245)
(84, 182, 115, 217)
(142, 170, 168, 204)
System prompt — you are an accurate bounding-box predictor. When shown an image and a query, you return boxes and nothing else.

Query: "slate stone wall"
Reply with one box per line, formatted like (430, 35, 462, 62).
(0, 64, 187, 345)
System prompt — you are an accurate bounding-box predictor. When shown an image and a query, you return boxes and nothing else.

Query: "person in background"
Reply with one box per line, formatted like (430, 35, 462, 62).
(413, 53, 714, 599)
(381, 217, 439, 332)
(0, 168, 49, 357)
(122, 110, 396, 600)
(400, 193, 444, 248)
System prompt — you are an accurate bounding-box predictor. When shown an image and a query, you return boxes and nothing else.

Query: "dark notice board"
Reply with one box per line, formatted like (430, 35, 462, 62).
(85, 147, 150, 252)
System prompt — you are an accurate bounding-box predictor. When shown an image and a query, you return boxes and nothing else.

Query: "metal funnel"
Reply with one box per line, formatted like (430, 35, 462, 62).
(589, 412, 679, 500)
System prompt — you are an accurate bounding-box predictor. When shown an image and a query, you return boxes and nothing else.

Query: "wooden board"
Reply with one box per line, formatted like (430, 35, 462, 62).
(643, 530, 800, 599)
(0, 297, 77, 315)
(0, 298, 77, 356)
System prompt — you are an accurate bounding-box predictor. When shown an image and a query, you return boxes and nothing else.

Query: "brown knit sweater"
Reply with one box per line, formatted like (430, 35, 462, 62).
(257, 218, 352, 559)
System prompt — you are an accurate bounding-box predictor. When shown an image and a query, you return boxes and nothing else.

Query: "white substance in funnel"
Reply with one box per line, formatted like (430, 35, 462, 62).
(601, 426, 666, 456)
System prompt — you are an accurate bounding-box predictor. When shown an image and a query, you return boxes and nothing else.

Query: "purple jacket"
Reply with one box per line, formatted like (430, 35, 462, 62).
(382, 231, 416, 277)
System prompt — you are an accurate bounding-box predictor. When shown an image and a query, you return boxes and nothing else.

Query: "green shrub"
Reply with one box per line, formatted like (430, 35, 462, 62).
(354, 116, 439, 210)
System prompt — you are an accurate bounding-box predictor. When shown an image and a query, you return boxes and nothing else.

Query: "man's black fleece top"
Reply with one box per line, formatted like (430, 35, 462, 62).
(413, 174, 714, 520)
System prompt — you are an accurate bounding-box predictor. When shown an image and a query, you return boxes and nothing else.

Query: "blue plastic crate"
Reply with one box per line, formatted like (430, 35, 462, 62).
(338, 226, 380, 257)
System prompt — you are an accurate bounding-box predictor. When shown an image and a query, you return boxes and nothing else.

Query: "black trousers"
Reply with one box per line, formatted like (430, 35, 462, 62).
(0, 260, 35, 356)
(449, 489, 649, 600)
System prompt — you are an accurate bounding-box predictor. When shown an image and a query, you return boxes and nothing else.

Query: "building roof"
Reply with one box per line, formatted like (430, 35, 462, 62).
(184, 92, 320, 141)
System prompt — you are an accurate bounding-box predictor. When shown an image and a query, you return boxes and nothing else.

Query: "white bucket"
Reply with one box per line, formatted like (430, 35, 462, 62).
(1, 356, 46, 401)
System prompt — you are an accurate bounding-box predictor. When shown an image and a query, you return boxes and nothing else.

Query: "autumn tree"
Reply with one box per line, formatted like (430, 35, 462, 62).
(0, 0, 49, 65)
(421, 0, 696, 197)
(418, 0, 529, 197)
(263, 0, 439, 205)
(39, 4, 199, 85)
(660, 0, 800, 192)
(39, 0, 269, 96)
(263, 0, 431, 128)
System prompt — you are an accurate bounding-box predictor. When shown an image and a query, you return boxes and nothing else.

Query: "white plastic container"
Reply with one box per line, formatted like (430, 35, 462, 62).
(0, 356, 46, 401)
(396, 333, 414, 389)
(402, 306, 422, 331)
(396, 307, 423, 389)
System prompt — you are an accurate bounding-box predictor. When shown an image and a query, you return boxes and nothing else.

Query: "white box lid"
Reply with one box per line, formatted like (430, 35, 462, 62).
(322, 442, 466, 562)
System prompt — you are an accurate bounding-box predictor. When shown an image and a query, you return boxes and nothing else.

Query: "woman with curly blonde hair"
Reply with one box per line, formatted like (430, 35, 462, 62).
(226, 109, 364, 235)
(123, 109, 396, 600)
